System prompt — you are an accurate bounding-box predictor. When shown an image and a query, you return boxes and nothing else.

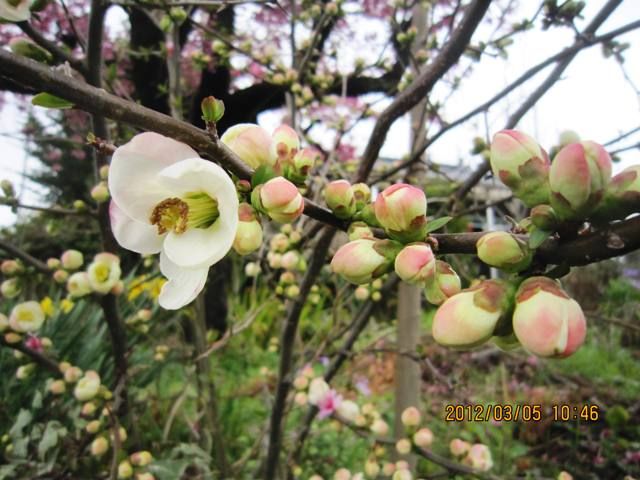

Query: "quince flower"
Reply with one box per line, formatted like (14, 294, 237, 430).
(109, 132, 239, 309)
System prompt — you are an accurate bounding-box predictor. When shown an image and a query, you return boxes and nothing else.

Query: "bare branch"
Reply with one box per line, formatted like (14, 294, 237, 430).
(0, 238, 51, 273)
(356, 0, 492, 182)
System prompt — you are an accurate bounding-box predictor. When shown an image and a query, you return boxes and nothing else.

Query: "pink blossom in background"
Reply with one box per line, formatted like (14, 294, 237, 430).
(317, 389, 343, 419)
(25, 335, 43, 352)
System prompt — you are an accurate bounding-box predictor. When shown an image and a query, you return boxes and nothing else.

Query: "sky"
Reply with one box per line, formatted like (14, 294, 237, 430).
(0, 0, 638, 227)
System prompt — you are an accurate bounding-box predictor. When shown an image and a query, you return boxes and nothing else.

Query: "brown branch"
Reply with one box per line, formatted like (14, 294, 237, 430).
(0, 50, 346, 231)
(263, 226, 337, 480)
(453, 0, 626, 201)
(287, 276, 399, 476)
(17, 22, 89, 77)
(0, 238, 50, 273)
(0, 198, 94, 217)
(86, 0, 130, 419)
(356, 0, 492, 182)
(0, 338, 60, 374)
(373, 17, 640, 185)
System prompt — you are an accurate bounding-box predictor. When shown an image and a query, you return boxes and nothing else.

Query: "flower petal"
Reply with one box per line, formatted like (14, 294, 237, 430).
(158, 158, 239, 268)
(158, 252, 208, 310)
(109, 132, 199, 223)
(109, 200, 164, 254)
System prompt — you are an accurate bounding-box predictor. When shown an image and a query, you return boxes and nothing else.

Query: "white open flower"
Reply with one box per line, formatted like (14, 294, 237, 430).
(108, 132, 239, 309)
(87, 253, 121, 294)
(74, 370, 101, 402)
(9, 301, 44, 333)
(0, 0, 31, 22)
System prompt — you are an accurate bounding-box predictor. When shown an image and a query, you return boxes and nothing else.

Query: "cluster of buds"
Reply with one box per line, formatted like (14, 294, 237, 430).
(64, 251, 123, 299)
(432, 274, 587, 358)
(1, 258, 25, 299)
(153, 344, 170, 362)
(264, 225, 308, 300)
(450, 439, 493, 472)
(353, 277, 385, 303)
(323, 181, 371, 221)
(125, 308, 153, 334)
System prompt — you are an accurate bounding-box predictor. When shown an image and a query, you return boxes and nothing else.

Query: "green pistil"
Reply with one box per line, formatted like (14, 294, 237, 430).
(150, 192, 219, 235)
(183, 192, 219, 230)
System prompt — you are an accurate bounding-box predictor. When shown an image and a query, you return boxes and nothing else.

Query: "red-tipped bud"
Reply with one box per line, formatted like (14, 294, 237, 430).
(530, 204, 558, 231)
(549, 141, 612, 220)
(512, 277, 586, 358)
(394, 243, 436, 285)
(424, 261, 460, 306)
(476, 232, 532, 273)
(374, 183, 427, 242)
(233, 203, 263, 255)
(331, 239, 400, 285)
(271, 124, 300, 167)
(432, 280, 514, 348)
(490, 130, 550, 207)
(221, 124, 275, 169)
(324, 180, 356, 219)
(254, 176, 304, 223)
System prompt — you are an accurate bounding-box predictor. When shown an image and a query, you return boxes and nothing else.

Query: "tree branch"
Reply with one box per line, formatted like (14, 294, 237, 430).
(453, 0, 626, 201)
(356, 0, 492, 182)
(263, 226, 337, 480)
(0, 338, 60, 374)
(372, 18, 640, 184)
(0, 238, 50, 273)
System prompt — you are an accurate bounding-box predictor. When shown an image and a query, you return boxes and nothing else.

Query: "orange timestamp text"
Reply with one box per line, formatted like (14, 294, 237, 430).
(444, 404, 600, 422)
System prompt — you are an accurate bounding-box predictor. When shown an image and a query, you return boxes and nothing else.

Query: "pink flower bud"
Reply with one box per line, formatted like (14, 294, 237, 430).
(604, 164, 640, 218)
(255, 177, 304, 223)
(130, 450, 153, 467)
(293, 147, 320, 177)
(512, 277, 586, 358)
(90, 436, 109, 457)
(271, 124, 300, 166)
(61, 249, 84, 270)
(49, 379, 66, 395)
(400, 406, 421, 427)
(364, 460, 380, 478)
(1, 260, 22, 276)
(395, 439, 412, 455)
(53, 269, 68, 284)
(374, 184, 427, 242)
(221, 124, 275, 169)
(233, 203, 263, 255)
(413, 428, 433, 448)
(370, 419, 389, 436)
(336, 400, 360, 423)
(450, 438, 471, 457)
(25, 335, 43, 352)
(476, 232, 531, 273)
(490, 130, 550, 207)
(1, 278, 21, 298)
(324, 180, 356, 219)
(432, 280, 514, 348)
(47, 258, 61, 269)
(118, 460, 133, 478)
(394, 243, 436, 285)
(281, 250, 300, 270)
(549, 141, 612, 220)
(424, 261, 460, 306)
(463, 444, 493, 471)
(331, 239, 399, 285)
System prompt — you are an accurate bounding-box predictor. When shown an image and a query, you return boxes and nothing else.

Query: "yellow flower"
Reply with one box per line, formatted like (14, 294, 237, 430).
(60, 298, 75, 314)
(40, 297, 55, 317)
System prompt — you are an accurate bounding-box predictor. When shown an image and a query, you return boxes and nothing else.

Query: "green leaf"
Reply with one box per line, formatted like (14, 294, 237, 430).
(9, 409, 32, 438)
(425, 216, 453, 233)
(38, 421, 66, 460)
(32, 93, 74, 110)
(528, 228, 550, 249)
(250, 165, 277, 188)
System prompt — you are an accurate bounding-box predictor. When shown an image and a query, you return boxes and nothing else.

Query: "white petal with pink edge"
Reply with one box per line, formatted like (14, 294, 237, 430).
(108, 132, 199, 223)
